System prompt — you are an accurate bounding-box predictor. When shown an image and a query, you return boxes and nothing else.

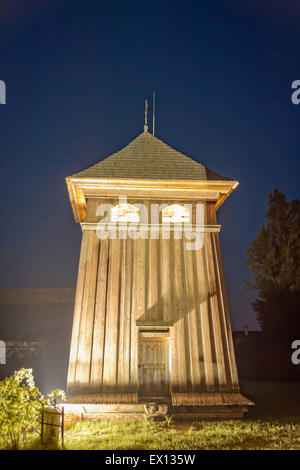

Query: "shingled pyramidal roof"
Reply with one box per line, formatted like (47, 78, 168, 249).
(71, 130, 231, 181)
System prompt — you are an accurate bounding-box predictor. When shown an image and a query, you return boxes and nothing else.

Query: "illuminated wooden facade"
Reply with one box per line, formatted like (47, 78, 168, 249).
(65, 128, 252, 415)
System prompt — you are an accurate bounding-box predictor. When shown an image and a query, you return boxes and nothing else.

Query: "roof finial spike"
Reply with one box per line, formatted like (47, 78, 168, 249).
(144, 99, 148, 132)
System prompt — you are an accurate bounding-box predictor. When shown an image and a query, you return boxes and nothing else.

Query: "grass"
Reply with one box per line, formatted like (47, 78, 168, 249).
(2, 382, 300, 450)
(22, 417, 300, 450)
(63, 417, 300, 450)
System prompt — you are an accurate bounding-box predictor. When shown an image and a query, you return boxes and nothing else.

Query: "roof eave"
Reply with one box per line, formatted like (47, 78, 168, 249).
(66, 176, 239, 223)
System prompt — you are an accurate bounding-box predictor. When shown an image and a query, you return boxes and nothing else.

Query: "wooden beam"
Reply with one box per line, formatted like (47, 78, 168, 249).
(67, 230, 89, 390)
(185, 246, 202, 390)
(174, 238, 187, 391)
(204, 232, 227, 390)
(90, 238, 109, 387)
(75, 231, 99, 387)
(195, 245, 215, 391)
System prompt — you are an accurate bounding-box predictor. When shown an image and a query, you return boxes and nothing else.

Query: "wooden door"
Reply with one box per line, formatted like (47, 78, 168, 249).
(138, 338, 169, 397)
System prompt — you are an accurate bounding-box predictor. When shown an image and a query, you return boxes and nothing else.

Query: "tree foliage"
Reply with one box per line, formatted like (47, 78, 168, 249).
(246, 189, 300, 328)
(0, 368, 65, 449)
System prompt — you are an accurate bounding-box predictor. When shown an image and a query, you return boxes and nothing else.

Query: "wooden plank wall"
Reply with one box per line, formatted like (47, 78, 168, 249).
(67, 198, 240, 399)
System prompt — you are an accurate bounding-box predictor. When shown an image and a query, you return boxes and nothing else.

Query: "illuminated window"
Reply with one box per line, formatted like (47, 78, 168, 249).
(162, 204, 190, 223)
(111, 203, 140, 222)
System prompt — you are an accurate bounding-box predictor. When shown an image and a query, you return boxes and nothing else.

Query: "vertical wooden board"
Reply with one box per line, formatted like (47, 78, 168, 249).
(212, 232, 240, 390)
(130, 240, 139, 390)
(185, 247, 201, 389)
(159, 238, 164, 325)
(108, 239, 121, 386)
(67, 230, 89, 388)
(144, 343, 148, 391)
(137, 238, 146, 322)
(155, 342, 159, 389)
(204, 232, 227, 389)
(143, 201, 150, 323)
(181, 243, 192, 390)
(149, 238, 159, 322)
(144, 344, 147, 391)
(195, 245, 215, 391)
(206, 202, 217, 225)
(191, 200, 196, 225)
(90, 238, 109, 387)
(170, 324, 180, 391)
(169, 233, 180, 392)
(85, 198, 94, 223)
(144, 237, 149, 322)
(154, 342, 158, 389)
(164, 340, 169, 389)
(174, 238, 187, 391)
(191, 248, 207, 386)
(102, 239, 112, 388)
(86, 198, 102, 223)
(157, 340, 161, 386)
(157, 238, 163, 322)
(155, 342, 160, 386)
(123, 239, 132, 388)
(138, 340, 142, 389)
(161, 342, 165, 388)
(152, 342, 155, 390)
(144, 342, 149, 389)
(162, 340, 165, 383)
(149, 343, 154, 389)
(117, 239, 126, 388)
(102, 239, 120, 388)
(169, 236, 175, 323)
(161, 239, 172, 322)
(161, 341, 164, 388)
(142, 341, 146, 390)
(76, 231, 99, 386)
(153, 338, 157, 387)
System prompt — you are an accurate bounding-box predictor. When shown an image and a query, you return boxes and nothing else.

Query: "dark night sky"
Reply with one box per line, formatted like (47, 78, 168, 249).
(0, 0, 299, 330)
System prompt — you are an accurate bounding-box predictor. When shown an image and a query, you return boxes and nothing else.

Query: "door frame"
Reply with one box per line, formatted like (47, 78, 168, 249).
(137, 327, 170, 398)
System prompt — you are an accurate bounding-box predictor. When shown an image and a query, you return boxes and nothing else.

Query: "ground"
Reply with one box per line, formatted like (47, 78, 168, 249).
(57, 417, 300, 450)
(2, 382, 300, 450)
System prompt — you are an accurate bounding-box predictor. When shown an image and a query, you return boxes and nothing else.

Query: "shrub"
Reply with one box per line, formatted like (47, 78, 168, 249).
(0, 368, 65, 449)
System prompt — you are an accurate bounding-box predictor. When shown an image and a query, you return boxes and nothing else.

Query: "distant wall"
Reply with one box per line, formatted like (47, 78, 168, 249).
(0, 288, 75, 393)
(0, 288, 75, 340)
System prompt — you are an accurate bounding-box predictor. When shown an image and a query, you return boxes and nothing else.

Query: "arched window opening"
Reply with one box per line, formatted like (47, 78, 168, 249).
(162, 204, 190, 223)
(111, 203, 140, 222)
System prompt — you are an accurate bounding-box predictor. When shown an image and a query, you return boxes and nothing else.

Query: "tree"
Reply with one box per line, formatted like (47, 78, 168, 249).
(246, 189, 300, 380)
(0, 368, 65, 449)
(246, 189, 300, 328)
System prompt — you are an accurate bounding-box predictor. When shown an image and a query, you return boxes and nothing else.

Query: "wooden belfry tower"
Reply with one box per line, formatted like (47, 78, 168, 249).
(65, 117, 252, 418)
